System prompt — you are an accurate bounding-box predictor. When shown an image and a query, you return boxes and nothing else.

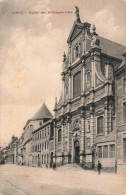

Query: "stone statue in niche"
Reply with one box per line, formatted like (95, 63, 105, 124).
(86, 71, 91, 88)
(65, 85, 69, 95)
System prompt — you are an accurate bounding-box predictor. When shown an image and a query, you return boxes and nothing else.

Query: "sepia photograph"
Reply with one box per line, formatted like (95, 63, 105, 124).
(0, 0, 126, 194)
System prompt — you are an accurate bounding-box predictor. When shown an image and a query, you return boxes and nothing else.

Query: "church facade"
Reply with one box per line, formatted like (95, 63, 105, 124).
(53, 8, 126, 171)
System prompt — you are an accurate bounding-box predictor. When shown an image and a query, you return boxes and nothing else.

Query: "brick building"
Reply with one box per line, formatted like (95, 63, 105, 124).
(53, 7, 126, 172)
(32, 119, 53, 167)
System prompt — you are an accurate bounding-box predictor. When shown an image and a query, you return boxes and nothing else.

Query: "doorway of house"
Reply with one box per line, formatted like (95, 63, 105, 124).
(50, 152, 53, 167)
(38, 154, 40, 167)
(74, 140, 80, 163)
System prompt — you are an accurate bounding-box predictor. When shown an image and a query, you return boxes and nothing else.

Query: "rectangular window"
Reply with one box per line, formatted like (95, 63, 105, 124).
(58, 129, 61, 142)
(38, 132, 39, 139)
(109, 144, 115, 158)
(40, 131, 41, 139)
(103, 145, 108, 158)
(123, 78, 126, 92)
(45, 128, 46, 137)
(98, 146, 102, 158)
(40, 144, 41, 151)
(45, 142, 46, 150)
(123, 103, 126, 123)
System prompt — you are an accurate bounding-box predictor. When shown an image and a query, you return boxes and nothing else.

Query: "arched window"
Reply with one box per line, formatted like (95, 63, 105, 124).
(97, 116, 104, 134)
(58, 129, 61, 142)
(73, 71, 81, 98)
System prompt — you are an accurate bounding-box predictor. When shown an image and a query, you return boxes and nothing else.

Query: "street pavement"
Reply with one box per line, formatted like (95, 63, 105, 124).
(0, 164, 126, 195)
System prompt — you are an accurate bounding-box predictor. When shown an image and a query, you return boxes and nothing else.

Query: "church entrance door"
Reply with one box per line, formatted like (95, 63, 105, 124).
(74, 140, 80, 163)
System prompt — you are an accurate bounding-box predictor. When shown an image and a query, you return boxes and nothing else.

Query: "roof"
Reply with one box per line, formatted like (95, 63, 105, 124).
(99, 36, 126, 60)
(23, 103, 53, 129)
(31, 103, 53, 120)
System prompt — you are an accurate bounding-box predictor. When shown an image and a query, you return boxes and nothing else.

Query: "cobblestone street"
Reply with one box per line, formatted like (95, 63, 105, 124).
(0, 164, 126, 195)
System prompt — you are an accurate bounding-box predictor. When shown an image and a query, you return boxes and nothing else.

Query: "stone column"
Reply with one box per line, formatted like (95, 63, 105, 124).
(82, 29, 85, 56)
(104, 101, 109, 136)
(68, 71, 71, 100)
(53, 121, 57, 163)
(68, 42, 72, 66)
(61, 123, 64, 153)
(67, 115, 71, 163)
(80, 116, 85, 161)
(62, 75, 65, 104)
(90, 54, 95, 89)
(90, 105, 95, 147)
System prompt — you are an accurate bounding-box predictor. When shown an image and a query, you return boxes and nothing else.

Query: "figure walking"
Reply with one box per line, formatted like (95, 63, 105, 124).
(97, 161, 102, 175)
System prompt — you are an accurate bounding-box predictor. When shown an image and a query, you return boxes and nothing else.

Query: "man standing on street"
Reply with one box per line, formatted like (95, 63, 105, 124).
(97, 161, 102, 174)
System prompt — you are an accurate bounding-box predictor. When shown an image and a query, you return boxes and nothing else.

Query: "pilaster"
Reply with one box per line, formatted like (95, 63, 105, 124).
(68, 42, 72, 66)
(90, 104, 95, 147)
(104, 101, 109, 136)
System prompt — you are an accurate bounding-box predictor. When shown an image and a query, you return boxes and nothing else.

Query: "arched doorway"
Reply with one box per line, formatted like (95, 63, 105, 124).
(74, 140, 80, 163)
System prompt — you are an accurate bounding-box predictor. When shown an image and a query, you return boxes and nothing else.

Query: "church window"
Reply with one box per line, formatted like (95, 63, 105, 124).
(73, 71, 81, 98)
(40, 122, 42, 126)
(97, 116, 104, 134)
(58, 129, 61, 142)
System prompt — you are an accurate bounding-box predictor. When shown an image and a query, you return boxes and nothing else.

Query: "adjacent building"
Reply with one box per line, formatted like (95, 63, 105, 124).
(32, 119, 53, 167)
(115, 52, 126, 173)
(22, 102, 53, 166)
(6, 135, 18, 164)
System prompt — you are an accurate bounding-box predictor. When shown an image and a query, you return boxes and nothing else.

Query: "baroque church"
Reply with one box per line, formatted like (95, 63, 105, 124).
(53, 7, 126, 171)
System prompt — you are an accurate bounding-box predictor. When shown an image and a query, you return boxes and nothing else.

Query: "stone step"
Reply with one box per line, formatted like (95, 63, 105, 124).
(56, 163, 84, 171)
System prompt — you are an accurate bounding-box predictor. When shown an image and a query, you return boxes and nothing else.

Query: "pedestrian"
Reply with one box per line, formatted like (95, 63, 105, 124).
(97, 161, 102, 175)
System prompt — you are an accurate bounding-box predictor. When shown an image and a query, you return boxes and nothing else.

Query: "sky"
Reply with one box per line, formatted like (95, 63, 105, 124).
(0, 0, 126, 147)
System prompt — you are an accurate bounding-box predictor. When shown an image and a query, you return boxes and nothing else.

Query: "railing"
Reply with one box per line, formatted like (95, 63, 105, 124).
(75, 157, 94, 170)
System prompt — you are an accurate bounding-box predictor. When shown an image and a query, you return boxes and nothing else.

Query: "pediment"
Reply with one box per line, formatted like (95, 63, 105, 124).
(67, 22, 84, 43)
